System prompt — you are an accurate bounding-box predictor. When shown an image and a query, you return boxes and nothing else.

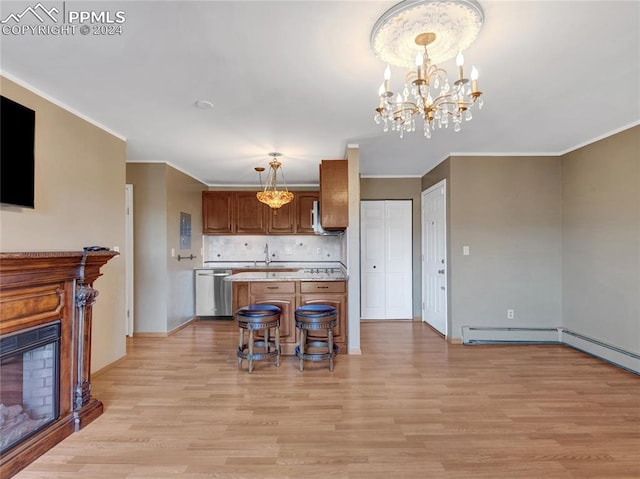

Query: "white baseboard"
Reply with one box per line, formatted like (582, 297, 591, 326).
(461, 326, 639, 375)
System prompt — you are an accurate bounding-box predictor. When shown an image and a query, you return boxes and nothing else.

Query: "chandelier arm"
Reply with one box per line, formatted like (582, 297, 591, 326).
(277, 167, 290, 192)
(393, 103, 420, 123)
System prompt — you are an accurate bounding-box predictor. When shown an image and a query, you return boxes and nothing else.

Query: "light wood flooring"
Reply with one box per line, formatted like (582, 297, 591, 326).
(12, 320, 640, 479)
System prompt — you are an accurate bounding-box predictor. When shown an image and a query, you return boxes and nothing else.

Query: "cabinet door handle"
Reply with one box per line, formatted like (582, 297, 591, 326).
(317, 286, 329, 289)
(267, 286, 279, 290)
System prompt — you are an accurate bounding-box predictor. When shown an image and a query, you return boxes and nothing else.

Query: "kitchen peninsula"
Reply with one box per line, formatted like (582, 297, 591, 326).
(224, 264, 348, 355)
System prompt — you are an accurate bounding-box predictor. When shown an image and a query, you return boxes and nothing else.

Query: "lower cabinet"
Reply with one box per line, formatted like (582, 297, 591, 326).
(299, 281, 347, 347)
(233, 280, 347, 356)
(249, 281, 296, 347)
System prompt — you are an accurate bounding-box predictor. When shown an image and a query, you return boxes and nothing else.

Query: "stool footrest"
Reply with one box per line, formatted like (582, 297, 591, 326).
(237, 346, 280, 362)
(295, 344, 338, 362)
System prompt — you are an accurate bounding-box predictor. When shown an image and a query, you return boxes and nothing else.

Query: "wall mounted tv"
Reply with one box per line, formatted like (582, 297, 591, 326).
(1, 95, 35, 208)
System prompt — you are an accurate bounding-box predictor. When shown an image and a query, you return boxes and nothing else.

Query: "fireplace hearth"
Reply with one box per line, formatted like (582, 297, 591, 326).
(0, 251, 117, 478)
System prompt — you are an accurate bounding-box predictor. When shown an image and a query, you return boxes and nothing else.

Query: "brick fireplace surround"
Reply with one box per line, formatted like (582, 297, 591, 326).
(0, 251, 117, 478)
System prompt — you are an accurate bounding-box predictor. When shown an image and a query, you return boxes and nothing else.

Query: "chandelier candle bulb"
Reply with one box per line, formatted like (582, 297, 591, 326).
(471, 66, 479, 93)
(456, 51, 464, 81)
(384, 65, 391, 92)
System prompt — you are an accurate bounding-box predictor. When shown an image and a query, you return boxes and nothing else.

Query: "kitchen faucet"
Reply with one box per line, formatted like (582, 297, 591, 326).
(264, 243, 270, 265)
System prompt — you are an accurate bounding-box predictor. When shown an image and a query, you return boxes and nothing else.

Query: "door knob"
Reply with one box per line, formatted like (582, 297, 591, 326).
(438, 269, 445, 274)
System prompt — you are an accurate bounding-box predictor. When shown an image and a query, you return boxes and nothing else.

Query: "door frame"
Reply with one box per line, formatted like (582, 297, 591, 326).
(421, 179, 448, 336)
(125, 184, 134, 337)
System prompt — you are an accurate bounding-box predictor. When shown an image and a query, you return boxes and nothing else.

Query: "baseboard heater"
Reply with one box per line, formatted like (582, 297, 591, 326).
(461, 326, 640, 375)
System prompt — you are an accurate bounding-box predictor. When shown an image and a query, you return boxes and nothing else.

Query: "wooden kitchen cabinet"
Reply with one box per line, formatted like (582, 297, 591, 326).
(235, 192, 267, 234)
(319, 160, 348, 230)
(249, 282, 297, 352)
(202, 191, 264, 234)
(231, 281, 249, 316)
(266, 200, 295, 234)
(295, 191, 319, 234)
(300, 281, 347, 347)
(203, 190, 319, 235)
(202, 191, 233, 234)
(237, 279, 348, 355)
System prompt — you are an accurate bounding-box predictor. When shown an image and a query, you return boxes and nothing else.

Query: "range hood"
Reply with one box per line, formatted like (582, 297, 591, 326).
(312, 200, 343, 235)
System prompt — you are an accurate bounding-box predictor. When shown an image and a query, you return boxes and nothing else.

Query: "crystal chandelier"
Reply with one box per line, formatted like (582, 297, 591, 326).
(371, 0, 485, 138)
(255, 152, 294, 209)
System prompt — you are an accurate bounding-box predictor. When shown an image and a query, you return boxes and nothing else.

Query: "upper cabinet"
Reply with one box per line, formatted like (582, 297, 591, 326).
(235, 191, 268, 234)
(319, 159, 348, 230)
(295, 191, 319, 234)
(202, 191, 233, 234)
(266, 200, 296, 234)
(203, 190, 319, 235)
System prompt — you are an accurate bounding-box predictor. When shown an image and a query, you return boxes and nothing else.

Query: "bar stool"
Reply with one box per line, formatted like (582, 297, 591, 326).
(235, 304, 281, 373)
(294, 304, 338, 372)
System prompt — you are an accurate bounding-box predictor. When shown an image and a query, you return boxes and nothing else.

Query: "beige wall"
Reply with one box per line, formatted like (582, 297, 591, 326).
(562, 126, 639, 354)
(448, 156, 563, 337)
(0, 76, 127, 372)
(360, 177, 422, 317)
(126, 163, 206, 334)
(421, 126, 639, 357)
(126, 163, 168, 333)
(166, 165, 205, 332)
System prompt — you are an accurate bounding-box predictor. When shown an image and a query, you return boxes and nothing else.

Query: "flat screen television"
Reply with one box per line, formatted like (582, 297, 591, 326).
(1, 95, 35, 208)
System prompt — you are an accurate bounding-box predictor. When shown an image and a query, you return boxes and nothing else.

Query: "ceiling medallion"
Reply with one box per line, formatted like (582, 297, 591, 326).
(370, 0, 485, 67)
(371, 0, 485, 139)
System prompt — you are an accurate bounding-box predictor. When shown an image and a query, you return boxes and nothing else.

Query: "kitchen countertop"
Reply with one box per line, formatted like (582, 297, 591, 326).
(198, 261, 343, 270)
(224, 269, 346, 282)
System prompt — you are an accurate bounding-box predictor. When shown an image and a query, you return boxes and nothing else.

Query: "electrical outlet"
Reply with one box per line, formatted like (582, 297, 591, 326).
(316, 247, 322, 255)
(507, 309, 514, 319)
(171, 248, 176, 257)
(285, 247, 292, 255)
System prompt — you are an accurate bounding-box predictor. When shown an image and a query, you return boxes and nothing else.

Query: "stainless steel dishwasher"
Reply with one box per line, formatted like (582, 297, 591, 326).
(195, 269, 232, 317)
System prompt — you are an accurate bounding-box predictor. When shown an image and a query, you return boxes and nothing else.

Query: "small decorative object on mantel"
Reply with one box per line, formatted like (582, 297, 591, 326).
(255, 152, 294, 209)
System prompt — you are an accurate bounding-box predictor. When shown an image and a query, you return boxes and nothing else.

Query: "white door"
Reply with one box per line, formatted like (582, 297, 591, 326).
(361, 200, 412, 319)
(125, 184, 134, 336)
(422, 181, 447, 335)
(361, 202, 386, 319)
(385, 201, 413, 318)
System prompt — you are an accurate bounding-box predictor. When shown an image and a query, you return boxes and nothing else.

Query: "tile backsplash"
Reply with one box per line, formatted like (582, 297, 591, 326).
(204, 235, 343, 264)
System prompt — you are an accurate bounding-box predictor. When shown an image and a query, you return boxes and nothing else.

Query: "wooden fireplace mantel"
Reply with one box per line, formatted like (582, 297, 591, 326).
(0, 250, 118, 478)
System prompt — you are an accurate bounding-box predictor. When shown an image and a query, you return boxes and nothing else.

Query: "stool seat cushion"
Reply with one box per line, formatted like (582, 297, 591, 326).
(246, 304, 281, 313)
(295, 304, 336, 319)
(237, 305, 281, 319)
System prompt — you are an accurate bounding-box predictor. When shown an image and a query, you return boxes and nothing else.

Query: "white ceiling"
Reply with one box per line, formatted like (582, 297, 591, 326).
(1, 1, 638, 187)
